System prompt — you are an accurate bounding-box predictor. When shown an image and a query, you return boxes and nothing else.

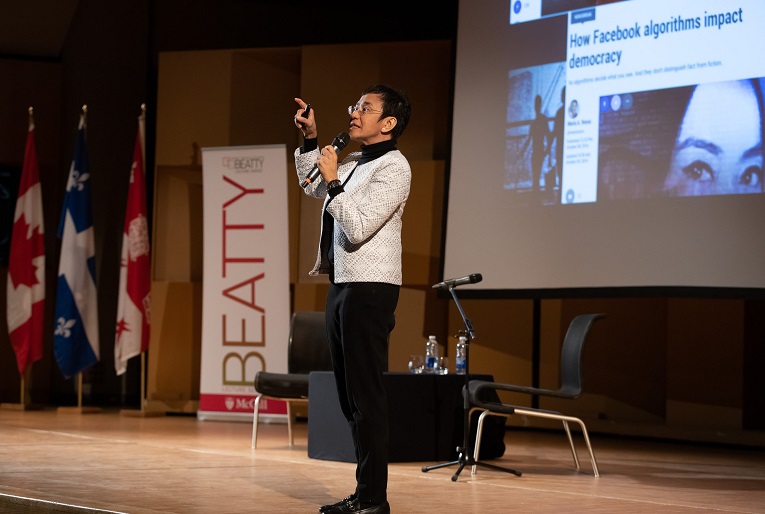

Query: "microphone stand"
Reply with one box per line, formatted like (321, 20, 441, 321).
(421, 284, 521, 481)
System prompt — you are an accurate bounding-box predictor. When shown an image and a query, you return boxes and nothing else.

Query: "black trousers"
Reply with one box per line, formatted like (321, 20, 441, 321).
(325, 281, 399, 505)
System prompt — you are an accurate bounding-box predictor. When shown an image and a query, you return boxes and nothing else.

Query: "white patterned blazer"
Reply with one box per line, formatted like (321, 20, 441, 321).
(295, 146, 411, 285)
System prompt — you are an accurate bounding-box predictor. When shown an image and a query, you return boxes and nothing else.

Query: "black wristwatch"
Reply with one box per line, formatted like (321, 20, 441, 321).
(326, 179, 342, 191)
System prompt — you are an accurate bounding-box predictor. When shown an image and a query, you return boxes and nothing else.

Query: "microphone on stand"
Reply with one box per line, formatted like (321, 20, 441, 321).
(432, 273, 483, 290)
(300, 132, 351, 188)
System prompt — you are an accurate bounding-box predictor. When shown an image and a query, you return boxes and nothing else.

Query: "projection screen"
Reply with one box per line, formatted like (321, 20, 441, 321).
(442, 0, 765, 295)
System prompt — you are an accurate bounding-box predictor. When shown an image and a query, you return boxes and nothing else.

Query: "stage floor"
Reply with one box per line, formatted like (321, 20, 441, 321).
(0, 409, 763, 513)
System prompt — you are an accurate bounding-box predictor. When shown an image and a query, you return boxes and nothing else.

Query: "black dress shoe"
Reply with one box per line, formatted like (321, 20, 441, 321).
(319, 494, 356, 513)
(321, 498, 390, 514)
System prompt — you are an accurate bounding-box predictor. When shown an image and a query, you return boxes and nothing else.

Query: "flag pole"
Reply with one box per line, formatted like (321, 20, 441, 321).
(140, 103, 147, 413)
(21, 107, 32, 410)
(59, 372, 101, 414)
(141, 352, 146, 411)
(0, 373, 41, 410)
(120, 103, 162, 418)
(74, 105, 98, 414)
(21, 108, 33, 411)
(121, 353, 161, 417)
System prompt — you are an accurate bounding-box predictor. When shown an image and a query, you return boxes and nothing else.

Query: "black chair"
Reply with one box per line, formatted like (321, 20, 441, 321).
(467, 313, 605, 476)
(251, 311, 332, 449)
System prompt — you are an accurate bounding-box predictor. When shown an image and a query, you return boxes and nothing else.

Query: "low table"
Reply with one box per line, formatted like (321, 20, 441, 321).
(307, 371, 505, 463)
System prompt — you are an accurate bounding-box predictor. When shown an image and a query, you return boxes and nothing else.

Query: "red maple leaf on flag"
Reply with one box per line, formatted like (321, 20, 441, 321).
(7, 212, 45, 289)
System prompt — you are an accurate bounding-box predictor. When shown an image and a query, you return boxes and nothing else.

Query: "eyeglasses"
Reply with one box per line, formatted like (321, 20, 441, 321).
(348, 103, 383, 116)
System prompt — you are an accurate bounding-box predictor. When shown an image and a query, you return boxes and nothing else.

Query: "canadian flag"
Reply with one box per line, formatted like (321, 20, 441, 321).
(114, 116, 151, 375)
(6, 116, 45, 376)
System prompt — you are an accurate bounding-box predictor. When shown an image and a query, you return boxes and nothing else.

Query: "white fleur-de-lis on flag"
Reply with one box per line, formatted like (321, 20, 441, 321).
(55, 317, 77, 338)
(66, 170, 90, 192)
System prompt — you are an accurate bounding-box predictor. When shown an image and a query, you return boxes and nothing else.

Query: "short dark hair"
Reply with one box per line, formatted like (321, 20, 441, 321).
(362, 84, 411, 141)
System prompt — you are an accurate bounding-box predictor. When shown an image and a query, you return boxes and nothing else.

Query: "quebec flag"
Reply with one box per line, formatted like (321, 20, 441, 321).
(54, 113, 99, 378)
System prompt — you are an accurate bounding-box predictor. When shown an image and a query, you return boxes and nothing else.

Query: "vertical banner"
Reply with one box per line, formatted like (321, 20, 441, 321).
(199, 145, 290, 421)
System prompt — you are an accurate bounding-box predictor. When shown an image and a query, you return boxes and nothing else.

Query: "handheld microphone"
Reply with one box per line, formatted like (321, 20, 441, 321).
(301, 132, 350, 188)
(432, 273, 483, 290)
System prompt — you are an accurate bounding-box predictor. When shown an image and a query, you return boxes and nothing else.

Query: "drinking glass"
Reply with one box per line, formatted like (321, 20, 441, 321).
(408, 355, 424, 374)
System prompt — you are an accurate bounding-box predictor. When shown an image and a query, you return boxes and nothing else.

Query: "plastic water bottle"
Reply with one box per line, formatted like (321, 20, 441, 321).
(455, 336, 467, 375)
(425, 335, 439, 374)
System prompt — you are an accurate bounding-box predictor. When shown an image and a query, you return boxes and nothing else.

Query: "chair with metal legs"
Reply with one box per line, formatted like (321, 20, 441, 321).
(467, 313, 605, 476)
(251, 311, 332, 449)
